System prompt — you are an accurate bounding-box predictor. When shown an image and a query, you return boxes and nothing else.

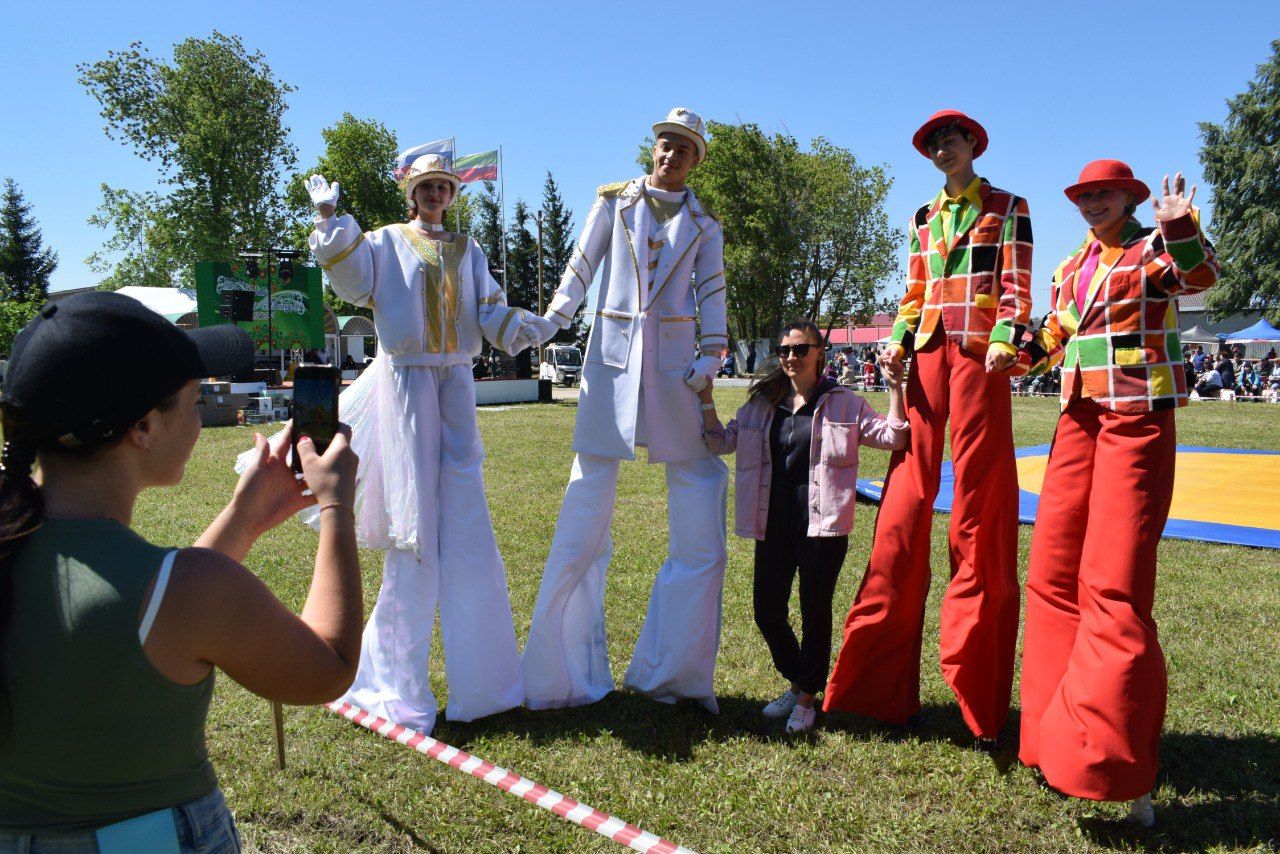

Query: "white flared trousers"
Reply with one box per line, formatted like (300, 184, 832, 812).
(521, 452, 729, 709)
(338, 364, 523, 733)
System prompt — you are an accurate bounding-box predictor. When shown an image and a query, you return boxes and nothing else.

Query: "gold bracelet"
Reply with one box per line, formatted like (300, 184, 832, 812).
(319, 501, 353, 515)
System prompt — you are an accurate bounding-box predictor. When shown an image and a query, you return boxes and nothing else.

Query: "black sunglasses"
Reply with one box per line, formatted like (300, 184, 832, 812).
(775, 344, 813, 358)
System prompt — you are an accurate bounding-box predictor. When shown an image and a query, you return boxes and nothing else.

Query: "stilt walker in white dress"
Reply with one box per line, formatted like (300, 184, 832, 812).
(302, 154, 531, 733)
(518, 108, 730, 712)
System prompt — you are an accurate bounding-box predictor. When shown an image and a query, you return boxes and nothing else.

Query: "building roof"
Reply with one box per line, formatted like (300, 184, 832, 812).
(114, 286, 199, 321)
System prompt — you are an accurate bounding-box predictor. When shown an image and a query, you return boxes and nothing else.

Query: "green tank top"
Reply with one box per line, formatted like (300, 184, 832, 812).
(0, 518, 217, 832)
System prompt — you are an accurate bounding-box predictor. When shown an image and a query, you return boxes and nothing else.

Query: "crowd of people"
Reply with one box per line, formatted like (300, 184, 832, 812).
(1185, 344, 1280, 401)
(0, 105, 1225, 849)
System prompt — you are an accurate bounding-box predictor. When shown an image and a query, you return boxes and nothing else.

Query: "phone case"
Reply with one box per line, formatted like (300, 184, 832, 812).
(95, 808, 181, 853)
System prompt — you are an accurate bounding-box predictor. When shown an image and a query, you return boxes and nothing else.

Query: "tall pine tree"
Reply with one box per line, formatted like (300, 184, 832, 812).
(505, 201, 539, 311)
(538, 172, 583, 344)
(471, 181, 505, 283)
(0, 179, 58, 303)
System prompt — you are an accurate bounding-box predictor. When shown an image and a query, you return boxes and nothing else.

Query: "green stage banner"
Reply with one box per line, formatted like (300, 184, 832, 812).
(194, 262, 324, 350)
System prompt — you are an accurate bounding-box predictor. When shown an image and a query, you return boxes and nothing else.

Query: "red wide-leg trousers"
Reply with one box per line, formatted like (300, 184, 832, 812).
(1018, 397, 1174, 801)
(824, 335, 1020, 738)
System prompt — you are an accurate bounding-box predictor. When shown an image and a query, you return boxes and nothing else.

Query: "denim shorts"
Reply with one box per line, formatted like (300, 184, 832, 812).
(0, 788, 241, 853)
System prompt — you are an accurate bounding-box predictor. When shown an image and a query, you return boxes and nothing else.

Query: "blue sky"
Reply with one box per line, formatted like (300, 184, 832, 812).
(3, 0, 1274, 312)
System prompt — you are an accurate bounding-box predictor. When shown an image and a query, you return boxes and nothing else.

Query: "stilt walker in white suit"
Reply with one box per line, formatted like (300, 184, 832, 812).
(519, 108, 730, 712)
(302, 154, 532, 733)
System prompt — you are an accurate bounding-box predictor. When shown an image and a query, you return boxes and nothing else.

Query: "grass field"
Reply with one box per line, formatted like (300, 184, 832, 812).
(131, 391, 1280, 852)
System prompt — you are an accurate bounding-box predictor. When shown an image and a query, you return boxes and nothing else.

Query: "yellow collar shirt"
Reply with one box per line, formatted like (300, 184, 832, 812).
(937, 176, 984, 245)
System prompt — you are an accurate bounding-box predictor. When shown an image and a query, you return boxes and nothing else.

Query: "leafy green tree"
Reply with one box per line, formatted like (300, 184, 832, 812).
(0, 179, 57, 303)
(286, 113, 402, 247)
(78, 32, 297, 288)
(1199, 39, 1280, 323)
(793, 138, 898, 336)
(85, 186, 181, 290)
(0, 299, 40, 358)
(640, 121, 898, 340)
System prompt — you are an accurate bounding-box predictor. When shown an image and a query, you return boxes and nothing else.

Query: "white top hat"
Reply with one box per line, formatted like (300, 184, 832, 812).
(652, 107, 707, 162)
(399, 153, 461, 203)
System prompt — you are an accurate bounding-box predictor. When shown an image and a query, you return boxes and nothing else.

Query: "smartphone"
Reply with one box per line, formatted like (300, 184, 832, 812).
(291, 364, 340, 473)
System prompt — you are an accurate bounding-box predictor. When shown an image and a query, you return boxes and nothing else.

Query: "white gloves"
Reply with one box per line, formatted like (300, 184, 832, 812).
(306, 174, 340, 213)
(511, 323, 540, 355)
(525, 314, 562, 346)
(684, 355, 720, 393)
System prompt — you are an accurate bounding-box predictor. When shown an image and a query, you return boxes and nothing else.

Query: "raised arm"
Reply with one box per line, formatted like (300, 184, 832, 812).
(306, 175, 377, 307)
(1145, 173, 1218, 296)
(856, 383, 909, 451)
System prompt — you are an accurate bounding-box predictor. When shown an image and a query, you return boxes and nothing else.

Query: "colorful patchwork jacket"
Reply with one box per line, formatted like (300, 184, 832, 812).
(1022, 211, 1217, 413)
(889, 180, 1033, 356)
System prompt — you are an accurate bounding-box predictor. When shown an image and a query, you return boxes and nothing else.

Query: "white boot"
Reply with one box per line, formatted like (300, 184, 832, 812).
(762, 689, 799, 719)
(1129, 793, 1155, 828)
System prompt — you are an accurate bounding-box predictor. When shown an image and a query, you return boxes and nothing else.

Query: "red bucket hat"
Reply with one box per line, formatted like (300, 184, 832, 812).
(1064, 160, 1151, 204)
(912, 110, 989, 158)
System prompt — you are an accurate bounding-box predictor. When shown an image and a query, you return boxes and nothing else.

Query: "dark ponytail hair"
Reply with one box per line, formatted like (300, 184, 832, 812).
(0, 407, 44, 731)
(748, 319, 827, 407)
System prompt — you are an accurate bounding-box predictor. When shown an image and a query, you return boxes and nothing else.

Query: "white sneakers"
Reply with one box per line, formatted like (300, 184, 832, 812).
(761, 689, 817, 733)
(1129, 793, 1155, 827)
(786, 703, 816, 734)
(762, 689, 799, 719)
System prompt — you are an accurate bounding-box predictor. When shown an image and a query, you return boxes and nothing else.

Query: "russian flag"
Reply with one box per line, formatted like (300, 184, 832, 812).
(394, 138, 454, 180)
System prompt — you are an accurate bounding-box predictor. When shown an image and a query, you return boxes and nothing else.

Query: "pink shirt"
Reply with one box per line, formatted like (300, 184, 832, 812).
(703, 387, 908, 539)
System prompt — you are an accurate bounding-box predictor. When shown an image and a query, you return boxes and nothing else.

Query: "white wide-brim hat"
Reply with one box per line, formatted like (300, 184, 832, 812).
(400, 153, 461, 203)
(652, 107, 708, 162)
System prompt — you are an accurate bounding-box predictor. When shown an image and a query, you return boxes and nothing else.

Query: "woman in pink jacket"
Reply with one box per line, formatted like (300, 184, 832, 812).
(698, 320, 907, 733)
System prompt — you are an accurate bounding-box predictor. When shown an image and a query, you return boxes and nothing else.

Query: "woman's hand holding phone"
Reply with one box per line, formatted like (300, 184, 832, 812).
(199, 424, 325, 561)
(296, 424, 358, 511)
(234, 425, 317, 535)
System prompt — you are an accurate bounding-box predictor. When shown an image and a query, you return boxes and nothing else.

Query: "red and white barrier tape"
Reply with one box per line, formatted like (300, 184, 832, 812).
(325, 701, 693, 854)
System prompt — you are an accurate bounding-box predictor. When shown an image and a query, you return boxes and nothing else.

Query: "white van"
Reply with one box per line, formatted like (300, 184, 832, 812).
(540, 343, 582, 386)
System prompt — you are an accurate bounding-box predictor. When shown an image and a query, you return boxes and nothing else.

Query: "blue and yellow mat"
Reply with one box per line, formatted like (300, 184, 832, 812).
(855, 445, 1280, 550)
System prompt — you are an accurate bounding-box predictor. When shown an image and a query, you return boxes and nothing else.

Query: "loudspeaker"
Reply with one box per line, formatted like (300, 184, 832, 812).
(220, 290, 255, 322)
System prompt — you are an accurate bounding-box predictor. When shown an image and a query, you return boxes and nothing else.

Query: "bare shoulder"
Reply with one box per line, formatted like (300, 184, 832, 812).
(168, 547, 270, 613)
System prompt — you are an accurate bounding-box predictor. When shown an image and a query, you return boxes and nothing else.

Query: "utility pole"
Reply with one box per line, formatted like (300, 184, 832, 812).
(536, 211, 545, 365)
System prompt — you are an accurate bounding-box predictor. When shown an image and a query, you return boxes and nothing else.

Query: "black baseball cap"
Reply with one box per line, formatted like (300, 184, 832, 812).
(1, 291, 254, 450)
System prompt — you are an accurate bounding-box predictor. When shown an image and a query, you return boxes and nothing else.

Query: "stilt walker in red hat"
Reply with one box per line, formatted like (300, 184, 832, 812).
(1018, 162, 1216, 826)
(825, 110, 1032, 743)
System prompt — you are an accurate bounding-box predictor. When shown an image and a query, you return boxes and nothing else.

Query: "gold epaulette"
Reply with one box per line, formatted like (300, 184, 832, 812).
(597, 180, 631, 197)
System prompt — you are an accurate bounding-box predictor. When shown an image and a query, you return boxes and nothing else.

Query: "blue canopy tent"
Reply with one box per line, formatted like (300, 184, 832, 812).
(1224, 318, 1280, 342)
(1224, 318, 1280, 357)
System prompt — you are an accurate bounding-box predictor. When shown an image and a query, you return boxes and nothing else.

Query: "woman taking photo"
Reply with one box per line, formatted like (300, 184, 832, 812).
(698, 320, 907, 733)
(1017, 162, 1216, 826)
(0, 292, 361, 851)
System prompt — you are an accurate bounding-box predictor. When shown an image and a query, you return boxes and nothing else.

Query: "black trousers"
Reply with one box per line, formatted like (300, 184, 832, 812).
(753, 520, 849, 695)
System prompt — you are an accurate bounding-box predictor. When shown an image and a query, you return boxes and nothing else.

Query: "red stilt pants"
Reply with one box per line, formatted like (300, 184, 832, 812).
(1018, 397, 1174, 801)
(824, 335, 1020, 738)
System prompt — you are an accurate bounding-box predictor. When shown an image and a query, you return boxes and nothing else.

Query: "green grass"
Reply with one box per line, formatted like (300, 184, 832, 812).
(131, 392, 1280, 852)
